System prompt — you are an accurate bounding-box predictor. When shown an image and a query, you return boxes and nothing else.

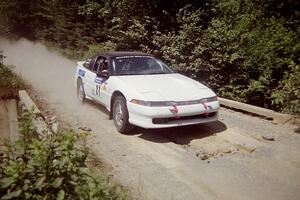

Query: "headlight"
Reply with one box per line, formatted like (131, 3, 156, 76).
(130, 99, 177, 107)
(130, 96, 217, 107)
(200, 96, 218, 103)
(130, 99, 151, 106)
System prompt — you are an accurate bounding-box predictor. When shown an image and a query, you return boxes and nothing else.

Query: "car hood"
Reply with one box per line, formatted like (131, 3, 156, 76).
(116, 73, 216, 101)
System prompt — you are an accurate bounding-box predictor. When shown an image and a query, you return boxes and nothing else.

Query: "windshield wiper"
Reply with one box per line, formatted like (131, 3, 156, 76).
(118, 73, 143, 76)
(147, 72, 172, 75)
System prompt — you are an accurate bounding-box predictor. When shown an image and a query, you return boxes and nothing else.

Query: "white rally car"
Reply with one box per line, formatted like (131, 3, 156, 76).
(75, 52, 220, 133)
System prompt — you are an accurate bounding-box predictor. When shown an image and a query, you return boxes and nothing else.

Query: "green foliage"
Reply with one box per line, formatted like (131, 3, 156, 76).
(154, 0, 299, 112)
(206, 0, 299, 112)
(272, 63, 300, 114)
(0, 110, 130, 200)
(108, 17, 155, 52)
(153, 5, 208, 76)
(0, 0, 299, 113)
(0, 61, 25, 90)
(84, 42, 117, 59)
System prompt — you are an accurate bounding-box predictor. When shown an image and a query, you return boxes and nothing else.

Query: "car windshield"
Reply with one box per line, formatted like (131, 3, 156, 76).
(111, 56, 175, 76)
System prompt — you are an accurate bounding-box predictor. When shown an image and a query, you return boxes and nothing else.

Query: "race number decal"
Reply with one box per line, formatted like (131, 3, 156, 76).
(96, 84, 101, 96)
(95, 77, 104, 96)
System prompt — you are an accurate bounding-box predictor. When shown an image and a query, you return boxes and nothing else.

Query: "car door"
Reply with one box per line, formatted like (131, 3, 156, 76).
(98, 58, 112, 108)
(89, 56, 109, 103)
(81, 58, 97, 98)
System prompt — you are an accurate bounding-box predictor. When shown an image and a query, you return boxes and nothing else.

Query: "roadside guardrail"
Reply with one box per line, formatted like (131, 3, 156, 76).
(19, 90, 49, 134)
(218, 97, 299, 125)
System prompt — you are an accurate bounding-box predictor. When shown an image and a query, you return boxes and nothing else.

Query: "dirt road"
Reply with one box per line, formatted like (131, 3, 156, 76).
(1, 38, 300, 200)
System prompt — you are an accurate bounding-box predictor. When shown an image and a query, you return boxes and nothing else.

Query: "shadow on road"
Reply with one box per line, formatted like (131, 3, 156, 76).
(84, 99, 227, 145)
(85, 99, 110, 115)
(131, 120, 227, 145)
(294, 127, 300, 134)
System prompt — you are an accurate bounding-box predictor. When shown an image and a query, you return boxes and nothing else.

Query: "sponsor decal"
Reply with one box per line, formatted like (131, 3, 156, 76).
(169, 105, 180, 118)
(94, 78, 107, 96)
(95, 76, 104, 84)
(116, 55, 153, 59)
(101, 84, 107, 92)
(78, 69, 85, 77)
(202, 103, 211, 116)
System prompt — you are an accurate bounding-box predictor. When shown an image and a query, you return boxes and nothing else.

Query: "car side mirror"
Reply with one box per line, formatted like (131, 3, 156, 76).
(97, 70, 108, 78)
(83, 61, 89, 68)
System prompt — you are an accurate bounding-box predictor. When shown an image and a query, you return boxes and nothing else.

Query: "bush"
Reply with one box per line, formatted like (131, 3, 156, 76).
(0, 64, 24, 90)
(153, 0, 299, 113)
(0, 110, 130, 200)
(1, 0, 299, 114)
(272, 63, 300, 114)
(83, 42, 117, 59)
(0, 53, 25, 98)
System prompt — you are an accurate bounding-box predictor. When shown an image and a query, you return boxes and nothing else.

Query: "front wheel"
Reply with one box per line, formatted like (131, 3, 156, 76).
(113, 96, 133, 134)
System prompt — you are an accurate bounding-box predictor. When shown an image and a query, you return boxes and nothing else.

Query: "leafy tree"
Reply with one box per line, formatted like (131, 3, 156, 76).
(153, 0, 299, 112)
(272, 63, 300, 113)
(0, 0, 299, 113)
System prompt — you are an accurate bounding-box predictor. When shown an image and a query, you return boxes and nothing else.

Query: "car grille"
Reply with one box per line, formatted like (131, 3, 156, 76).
(152, 112, 217, 124)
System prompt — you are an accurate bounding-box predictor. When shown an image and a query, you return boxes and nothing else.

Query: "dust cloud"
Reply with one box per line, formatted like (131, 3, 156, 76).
(0, 37, 80, 109)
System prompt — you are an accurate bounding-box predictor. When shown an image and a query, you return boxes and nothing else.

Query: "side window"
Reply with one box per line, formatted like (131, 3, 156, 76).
(147, 59, 162, 70)
(93, 56, 108, 74)
(82, 58, 96, 70)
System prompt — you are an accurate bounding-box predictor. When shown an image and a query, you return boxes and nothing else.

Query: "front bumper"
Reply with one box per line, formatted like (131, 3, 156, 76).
(127, 101, 220, 128)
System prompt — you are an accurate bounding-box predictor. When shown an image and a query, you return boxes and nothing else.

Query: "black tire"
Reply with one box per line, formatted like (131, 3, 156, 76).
(77, 78, 86, 103)
(113, 96, 133, 134)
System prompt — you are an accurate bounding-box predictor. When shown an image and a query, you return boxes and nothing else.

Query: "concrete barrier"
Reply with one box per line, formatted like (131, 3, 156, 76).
(19, 90, 43, 118)
(218, 97, 299, 125)
(0, 99, 19, 144)
(19, 90, 49, 134)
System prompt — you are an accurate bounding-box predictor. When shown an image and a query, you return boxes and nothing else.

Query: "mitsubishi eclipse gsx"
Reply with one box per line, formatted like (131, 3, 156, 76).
(75, 52, 220, 133)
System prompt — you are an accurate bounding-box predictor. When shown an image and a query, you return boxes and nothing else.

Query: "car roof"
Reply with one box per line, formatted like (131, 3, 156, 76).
(100, 51, 153, 58)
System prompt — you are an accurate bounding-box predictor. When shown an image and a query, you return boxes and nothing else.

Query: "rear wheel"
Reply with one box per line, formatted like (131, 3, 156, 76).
(113, 96, 133, 134)
(77, 79, 86, 103)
